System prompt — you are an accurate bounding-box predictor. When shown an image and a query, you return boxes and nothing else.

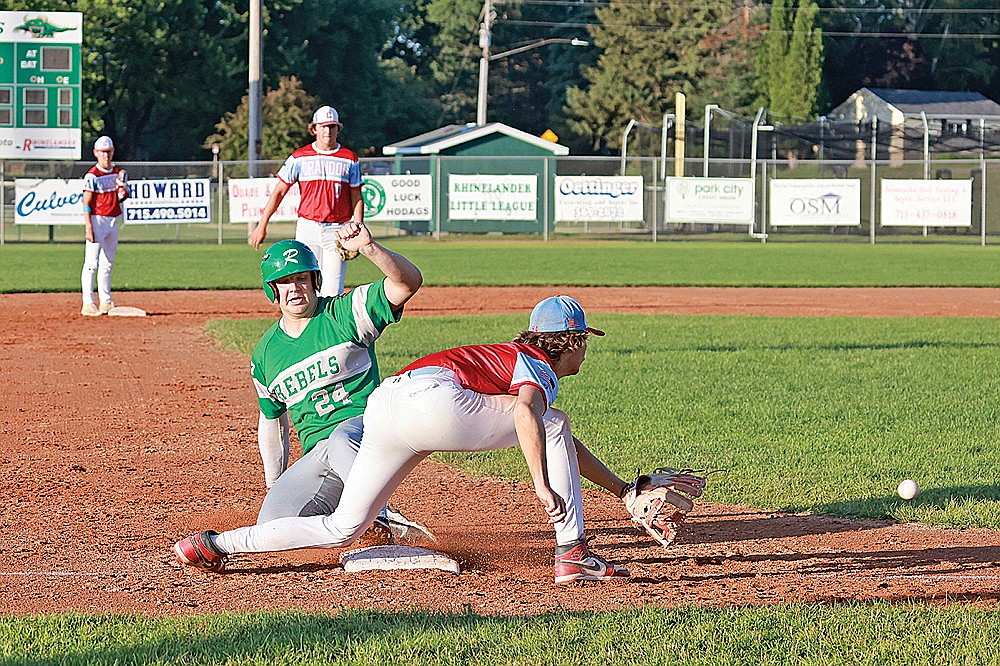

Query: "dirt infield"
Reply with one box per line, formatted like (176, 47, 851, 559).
(3, 287, 999, 615)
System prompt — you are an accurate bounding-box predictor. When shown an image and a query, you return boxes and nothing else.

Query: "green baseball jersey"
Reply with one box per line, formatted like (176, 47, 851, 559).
(250, 279, 399, 454)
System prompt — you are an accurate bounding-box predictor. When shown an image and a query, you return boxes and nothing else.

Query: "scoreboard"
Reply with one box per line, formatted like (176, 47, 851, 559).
(0, 11, 82, 159)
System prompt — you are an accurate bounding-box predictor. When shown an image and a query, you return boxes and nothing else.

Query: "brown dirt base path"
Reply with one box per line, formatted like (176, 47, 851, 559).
(2, 287, 999, 616)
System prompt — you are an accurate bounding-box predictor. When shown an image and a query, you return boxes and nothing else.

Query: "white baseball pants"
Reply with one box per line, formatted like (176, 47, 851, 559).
(81, 215, 119, 305)
(295, 218, 345, 297)
(215, 368, 586, 555)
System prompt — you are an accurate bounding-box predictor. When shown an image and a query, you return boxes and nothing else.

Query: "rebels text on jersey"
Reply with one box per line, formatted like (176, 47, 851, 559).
(250, 279, 400, 454)
(276, 143, 362, 223)
(83, 165, 127, 217)
(399, 343, 559, 408)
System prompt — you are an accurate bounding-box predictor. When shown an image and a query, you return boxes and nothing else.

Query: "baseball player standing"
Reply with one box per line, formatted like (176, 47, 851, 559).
(175, 296, 634, 584)
(80, 136, 129, 316)
(249, 105, 362, 297)
(219, 223, 424, 544)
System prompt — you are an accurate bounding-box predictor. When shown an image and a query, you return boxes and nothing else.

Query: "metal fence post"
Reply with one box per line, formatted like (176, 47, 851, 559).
(870, 118, 878, 245)
(542, 157, 549, 242)
(981, 119, 988, 247)
(0, 161, 4, 246)
(215, 162, 223, 245)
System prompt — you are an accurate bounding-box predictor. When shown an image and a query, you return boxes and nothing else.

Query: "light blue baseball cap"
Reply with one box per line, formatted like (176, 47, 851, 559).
(528, 295, 605, 336)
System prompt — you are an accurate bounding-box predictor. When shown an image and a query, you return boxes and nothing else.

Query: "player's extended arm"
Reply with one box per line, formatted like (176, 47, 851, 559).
(337, 221, 422, 309)
(350, 186, 363, 223)
(249, 180, 292, 250)
(514, 384, 566, 524)
(574, 436, 630, 498)
(82, 190, 96, 243)
(258, 411, 291, 489)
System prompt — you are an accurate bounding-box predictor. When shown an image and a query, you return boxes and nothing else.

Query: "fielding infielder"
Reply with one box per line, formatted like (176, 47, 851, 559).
(249, 105, 362, 297)
(81, 136, 129, 316)
(210, 224, 422, 542)
(175, 296, 635, 584)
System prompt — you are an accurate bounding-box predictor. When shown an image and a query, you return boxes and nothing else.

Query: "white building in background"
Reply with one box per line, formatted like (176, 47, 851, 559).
(828, 88, 1000, 162)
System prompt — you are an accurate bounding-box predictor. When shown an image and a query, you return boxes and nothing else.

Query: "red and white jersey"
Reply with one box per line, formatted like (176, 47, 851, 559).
(275, 142, 362, 223)
(399, 343, 559, 408)
(83, 164, 127, 217)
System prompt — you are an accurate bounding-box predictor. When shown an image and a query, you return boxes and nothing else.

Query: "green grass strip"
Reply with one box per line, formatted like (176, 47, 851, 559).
(207, 313, 1000, 529)
(2, 240, 999, 292)
(2, 606, 999, 665)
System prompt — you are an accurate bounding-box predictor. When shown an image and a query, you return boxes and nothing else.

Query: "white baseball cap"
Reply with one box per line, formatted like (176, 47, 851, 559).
(94, 136, 114, 151)
(311, 105, 342, 126)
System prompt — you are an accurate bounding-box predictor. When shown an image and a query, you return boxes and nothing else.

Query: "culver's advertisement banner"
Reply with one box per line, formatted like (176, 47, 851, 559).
(880, 179, 972, 227)
(227, 178, 301, 223)
(14, 178, 83, 224)
(554, 176, 643, 222)
(769, 179, 861, 226)
(15, 177, 211, 224)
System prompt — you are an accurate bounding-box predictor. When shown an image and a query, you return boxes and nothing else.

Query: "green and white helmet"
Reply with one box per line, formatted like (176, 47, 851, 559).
(260, 239, 321, 301)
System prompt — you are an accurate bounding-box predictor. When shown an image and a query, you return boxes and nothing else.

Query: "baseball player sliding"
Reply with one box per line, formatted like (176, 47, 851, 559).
(177, 296, 694, 583)
(214, 225, 427, 546)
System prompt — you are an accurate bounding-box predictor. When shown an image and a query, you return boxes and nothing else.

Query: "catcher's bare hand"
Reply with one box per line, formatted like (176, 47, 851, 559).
(535, 484, 566, 524)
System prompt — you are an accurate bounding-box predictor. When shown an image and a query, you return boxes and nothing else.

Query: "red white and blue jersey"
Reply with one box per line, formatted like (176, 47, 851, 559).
(399, 343, 559, 408)
(275, 142, 362, 223)
(83, 165, 127, 217)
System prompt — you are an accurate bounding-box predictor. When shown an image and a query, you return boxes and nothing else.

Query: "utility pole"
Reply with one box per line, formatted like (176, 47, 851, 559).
(476, 0, 493, 126)
(248, 0, 263, 176)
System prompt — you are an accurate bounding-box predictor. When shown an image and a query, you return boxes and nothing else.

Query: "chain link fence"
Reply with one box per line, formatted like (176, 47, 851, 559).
(1, 154, 996, 244)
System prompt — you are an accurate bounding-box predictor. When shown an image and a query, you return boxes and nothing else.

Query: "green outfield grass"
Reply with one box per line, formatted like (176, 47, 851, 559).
(1, 240, 999, 293)
(207, 313, 1000, 528)
(3, 605, 999, 665)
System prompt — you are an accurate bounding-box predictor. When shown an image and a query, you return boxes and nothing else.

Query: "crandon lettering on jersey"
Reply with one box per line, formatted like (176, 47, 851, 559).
(268, 341, 372, 405)
(298, 157, 353, 182)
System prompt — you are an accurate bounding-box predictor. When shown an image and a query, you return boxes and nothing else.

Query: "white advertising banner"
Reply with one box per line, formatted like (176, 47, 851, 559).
(449, 175, 537, 220)
(665, 177, 754, 223)
(14, 178, 83, 224)
(554, 176, 643, 222)
(227, 178, 301, 223)
(880, 179, 972, 227)
(123, 179, 211, 224)
(363, 175, 432, 221)
(769, 179, 862, 226)
(0, 128, 83, 160)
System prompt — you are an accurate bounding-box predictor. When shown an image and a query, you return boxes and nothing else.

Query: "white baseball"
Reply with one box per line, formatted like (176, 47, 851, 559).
(897, 479, 919, 500)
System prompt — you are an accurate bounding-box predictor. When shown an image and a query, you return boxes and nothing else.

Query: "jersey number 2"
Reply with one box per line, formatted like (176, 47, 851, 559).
(315, 383, 351, 415)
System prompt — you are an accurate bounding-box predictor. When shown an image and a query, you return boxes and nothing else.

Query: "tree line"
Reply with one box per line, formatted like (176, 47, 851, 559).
(9, 0, 999, 160)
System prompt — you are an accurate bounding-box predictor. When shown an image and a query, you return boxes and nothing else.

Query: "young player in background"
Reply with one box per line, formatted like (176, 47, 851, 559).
(81, 136, 129, 316)
(249, 105, 362, 296)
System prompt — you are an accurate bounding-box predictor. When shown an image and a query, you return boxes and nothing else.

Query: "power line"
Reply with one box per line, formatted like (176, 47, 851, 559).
(500, 18, 1000, 38)
(503, 0, 1000, 13)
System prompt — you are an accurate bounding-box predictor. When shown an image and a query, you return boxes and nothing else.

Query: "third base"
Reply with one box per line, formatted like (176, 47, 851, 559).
(339, 545, 460, 574)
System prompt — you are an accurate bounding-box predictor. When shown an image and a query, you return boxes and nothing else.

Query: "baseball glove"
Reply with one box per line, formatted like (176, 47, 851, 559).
(334, 239, 359, 262)
(621, 467, 715, 548)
